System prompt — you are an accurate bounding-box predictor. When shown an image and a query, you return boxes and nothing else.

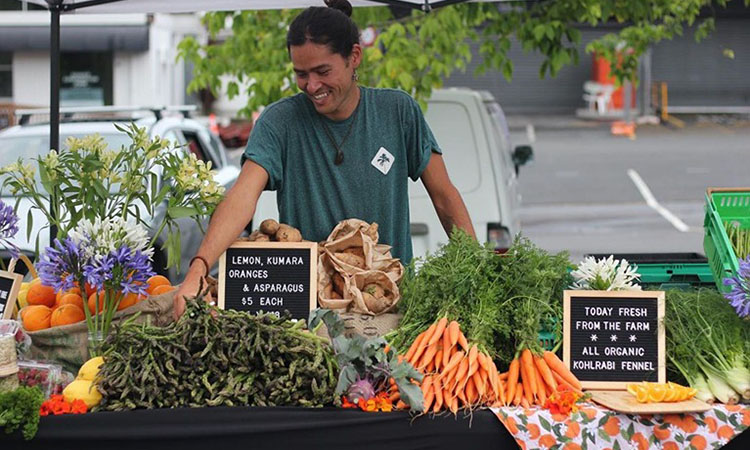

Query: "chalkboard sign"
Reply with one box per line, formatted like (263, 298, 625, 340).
(563, 290, 665, 390)
(218, 242, 317, 320)
(0, 270, 23, 320)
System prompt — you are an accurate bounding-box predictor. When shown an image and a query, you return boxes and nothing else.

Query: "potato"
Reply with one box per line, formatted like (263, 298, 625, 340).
(253, 232, 271, 242)
(248, 230, 265, 241)
(259, 219, 280, 236)
(362, 292, 388, 314)
(275, 224, 302, 242)
(363, 283, 385, 298)
(332, 273, 346, 296)
(334, 252, 366, 269)
(329, 289, 342, 300)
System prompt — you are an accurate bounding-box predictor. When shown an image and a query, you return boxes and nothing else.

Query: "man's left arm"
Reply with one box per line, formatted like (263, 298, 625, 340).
(420, 153, 476, 239)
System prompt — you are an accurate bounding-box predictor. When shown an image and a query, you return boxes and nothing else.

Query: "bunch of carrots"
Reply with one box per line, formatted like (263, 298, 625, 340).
(504, 348, 582, 408)
(388, 317, 506, 413)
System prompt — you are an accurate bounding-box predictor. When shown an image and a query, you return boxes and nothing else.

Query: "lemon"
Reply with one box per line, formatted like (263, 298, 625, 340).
(63, 379, 102, 407)
(77, 356, 105, 381)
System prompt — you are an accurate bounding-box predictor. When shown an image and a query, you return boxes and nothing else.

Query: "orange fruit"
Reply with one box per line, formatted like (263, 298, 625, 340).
(22, 305, 52, 331)
(50, 304, 85, 327)
(58, 292, 84, 310)
(87, 291, 107, 315)
(117, 292, 140, 311)
(648, 384, 667, 403)
(56, 286, 81, 304)
(84, 282, 96, 297)
(146, 275, 171, 295)
(27, 283, 57, 307)
(150, 284, 176, 296)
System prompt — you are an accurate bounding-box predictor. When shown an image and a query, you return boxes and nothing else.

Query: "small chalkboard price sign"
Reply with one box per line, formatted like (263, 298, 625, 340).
(563, 290, 665, 390)
(218, 241, 317, 321)
(0, 270, 23, 320)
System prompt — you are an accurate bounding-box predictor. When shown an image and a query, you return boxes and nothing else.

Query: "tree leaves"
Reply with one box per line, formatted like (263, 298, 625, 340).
(178, 1, 731, 115)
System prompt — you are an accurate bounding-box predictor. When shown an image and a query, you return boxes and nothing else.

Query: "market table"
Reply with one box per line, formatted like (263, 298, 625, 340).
(1, 406, 518, 450)
(3, 404, 750, 449)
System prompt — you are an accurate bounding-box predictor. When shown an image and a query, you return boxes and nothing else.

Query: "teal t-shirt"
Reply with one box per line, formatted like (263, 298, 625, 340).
(242, 87, 441, 263)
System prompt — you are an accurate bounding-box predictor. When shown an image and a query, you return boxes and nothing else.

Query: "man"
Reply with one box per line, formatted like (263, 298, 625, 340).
(174, 0, 474, 318)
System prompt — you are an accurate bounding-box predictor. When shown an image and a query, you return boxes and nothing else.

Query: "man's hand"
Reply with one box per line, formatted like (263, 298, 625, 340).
(172, 268, 213, 320)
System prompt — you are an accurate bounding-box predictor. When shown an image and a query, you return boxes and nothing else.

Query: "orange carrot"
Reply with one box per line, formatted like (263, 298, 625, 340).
(472, 369, 486, 397)
(513, 383, 523, 406)
(404, 331, 426, 362)
(433, 378, 444, 412)
(384, 344, 391, 354)
(506, 358, 520, 403)
(453, 356, 470, 388)
(521, 349, 538, 398)
(389, 391, 401, 403)
(534, 355, 558, 391)
(434, 347, 444, 371)
(448, 320, 460, 347)
(428, 317, 449, 346)
(498, 379, 507, 406)
(425, 359, 435, 374)
(449, 397, 459, 414)
(466, 377, 478, 404)
(396, 400, 407, 410)
(521, 360, 534, 405)
(419, 341, 440, 370)
(552, 371, 584, 395)
(537, 379, 547, 406)
(543, 351, 582, 390)
(521, 396, 530, 409)
(443, 350, 464, 374)
(457, 330, 469, 351)
(477, 352, 492, 374)
(499, 372, 508, 381)
(467, 344, 479, 378)
(442, 328, 452, 368)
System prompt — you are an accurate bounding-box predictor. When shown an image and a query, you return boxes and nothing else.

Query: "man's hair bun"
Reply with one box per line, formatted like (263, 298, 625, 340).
(325, 0, 353, 17)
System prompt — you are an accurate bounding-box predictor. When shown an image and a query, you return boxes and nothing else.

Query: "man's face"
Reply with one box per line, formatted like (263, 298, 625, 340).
(290, 41, 361, 121)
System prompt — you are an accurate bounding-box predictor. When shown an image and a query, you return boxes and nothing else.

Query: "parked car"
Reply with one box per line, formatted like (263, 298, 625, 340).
(252, 87, 532, 259)
(0, 106, 241, 281)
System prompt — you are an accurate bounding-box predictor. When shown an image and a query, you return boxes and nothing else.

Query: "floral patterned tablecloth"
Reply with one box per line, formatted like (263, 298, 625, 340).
(493, 403, 750, 450)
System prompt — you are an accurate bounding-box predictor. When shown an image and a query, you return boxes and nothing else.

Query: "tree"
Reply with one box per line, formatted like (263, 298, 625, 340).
(177, 1, 747, 115)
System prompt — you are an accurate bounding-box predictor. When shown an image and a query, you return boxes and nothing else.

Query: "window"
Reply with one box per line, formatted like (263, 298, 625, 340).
(0, 0, 44, 10)
(0, 53, 11, 99)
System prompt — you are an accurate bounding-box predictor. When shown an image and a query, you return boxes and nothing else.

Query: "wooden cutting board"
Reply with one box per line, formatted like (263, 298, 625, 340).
(589, 390, 712, 414)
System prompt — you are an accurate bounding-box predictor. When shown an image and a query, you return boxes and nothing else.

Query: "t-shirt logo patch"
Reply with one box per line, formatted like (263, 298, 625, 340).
(371, 147, 394, 175)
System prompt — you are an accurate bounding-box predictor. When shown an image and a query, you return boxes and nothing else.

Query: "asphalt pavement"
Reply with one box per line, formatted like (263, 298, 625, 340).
(509, 115, 750, 262)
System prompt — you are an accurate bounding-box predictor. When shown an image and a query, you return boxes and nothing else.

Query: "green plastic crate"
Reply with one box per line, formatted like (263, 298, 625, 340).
(585, 253, 715, 290)
(703, 188, 750, 293)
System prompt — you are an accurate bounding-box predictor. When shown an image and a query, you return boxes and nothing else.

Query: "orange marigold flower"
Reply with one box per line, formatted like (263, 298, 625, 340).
(71, 399, 88, 414)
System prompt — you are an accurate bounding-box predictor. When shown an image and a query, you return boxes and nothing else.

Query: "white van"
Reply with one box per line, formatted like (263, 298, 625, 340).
(252, 87, 532, 258)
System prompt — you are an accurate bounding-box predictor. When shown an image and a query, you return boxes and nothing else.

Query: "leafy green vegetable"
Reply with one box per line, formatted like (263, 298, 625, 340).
(0, 386, 44, 440)
(665, 288, 750, 403)
(389, 230, 570, 370)
(309, 309, 423, 410)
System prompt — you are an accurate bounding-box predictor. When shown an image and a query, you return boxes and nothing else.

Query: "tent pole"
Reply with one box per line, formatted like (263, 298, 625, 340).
(46, 0, 62, 242)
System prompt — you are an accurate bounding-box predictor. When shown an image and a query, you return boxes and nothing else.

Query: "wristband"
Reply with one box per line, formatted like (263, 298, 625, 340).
(189, 255, 210, 277)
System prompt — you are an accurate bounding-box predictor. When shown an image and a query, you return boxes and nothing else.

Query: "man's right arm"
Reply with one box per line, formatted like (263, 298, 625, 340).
(173, 160, 269, 319)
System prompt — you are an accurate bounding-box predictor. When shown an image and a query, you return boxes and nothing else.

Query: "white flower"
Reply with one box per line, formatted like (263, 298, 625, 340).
(570, 255, 641, 291)
(69, 217, 153, 259)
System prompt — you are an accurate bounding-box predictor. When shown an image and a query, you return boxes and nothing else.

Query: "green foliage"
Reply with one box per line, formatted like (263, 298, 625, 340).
(177, 1, 745, 113)
(390, 231, 569, 370)
(309, 309, 424, 410)
(0, 386, 44, 440)
(0, 124, 225, 270)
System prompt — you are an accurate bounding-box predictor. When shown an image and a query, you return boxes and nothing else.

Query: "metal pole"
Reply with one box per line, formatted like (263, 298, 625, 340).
(47, 0, 62, 242)
(640, 48, 652, 117)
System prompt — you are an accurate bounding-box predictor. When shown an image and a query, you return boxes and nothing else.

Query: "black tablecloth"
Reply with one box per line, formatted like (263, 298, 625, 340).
(3, 406, 750, 450)
(2, 407, 518, 450)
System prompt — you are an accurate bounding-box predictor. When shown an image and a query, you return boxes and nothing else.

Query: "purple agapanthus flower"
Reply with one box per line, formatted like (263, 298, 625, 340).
(724, 256, 750, 318)
(84, 245, 154, 297)
(0, 200, 20, 259)
(36, 237, 86, 293)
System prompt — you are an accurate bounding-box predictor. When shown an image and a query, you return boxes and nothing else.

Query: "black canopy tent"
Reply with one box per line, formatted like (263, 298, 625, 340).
(19, 0, 480, 240)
